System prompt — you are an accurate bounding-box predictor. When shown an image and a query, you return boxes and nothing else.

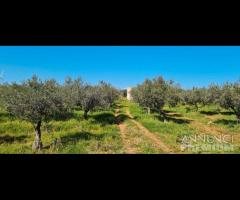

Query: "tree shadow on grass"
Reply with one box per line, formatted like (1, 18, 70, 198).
(115, 114, 130, 124)
(163, 110, 173, 114)
(111, 103, 118, 110)
(166, 116, 192, 124)
(61, 131, 104, 144)
(0, 113, 8, 122)
(92, 112, 130, 125)
(200, 110, 219, 115)
(220, 111, 235, 115)
(0, 135, 28, 144)
(156, 114, 192, 124)
(214, 119, 238, 126)
(53, 112, 82, 121)
(91, 112, 116, 126)
(163, 110, 183, 117)
(0, 112, 16, 122)
(0, 112, 10, 118)
(43, 131, 105, 149)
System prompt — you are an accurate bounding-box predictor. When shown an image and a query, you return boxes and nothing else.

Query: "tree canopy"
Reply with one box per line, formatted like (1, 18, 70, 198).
(0, 75, 120, 149)
(131, 76, 168, 114)
(1, 76, 66, 150)
(219, 81, 240, 121)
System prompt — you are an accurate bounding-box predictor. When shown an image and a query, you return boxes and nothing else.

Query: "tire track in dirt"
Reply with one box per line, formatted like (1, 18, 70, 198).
(125, 108, 174, 153)
(115, 107, 138, 154)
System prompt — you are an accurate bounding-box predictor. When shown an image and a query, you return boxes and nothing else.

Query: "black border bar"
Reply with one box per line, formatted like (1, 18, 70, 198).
(1, 35, 240, 45)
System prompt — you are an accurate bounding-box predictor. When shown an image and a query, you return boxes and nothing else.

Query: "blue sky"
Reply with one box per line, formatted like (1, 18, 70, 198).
(0, 46, 239, 89)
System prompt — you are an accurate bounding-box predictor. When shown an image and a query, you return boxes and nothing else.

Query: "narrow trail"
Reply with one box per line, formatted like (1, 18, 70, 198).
(125, 108, 174, 153)
(114, 108, 138, 154)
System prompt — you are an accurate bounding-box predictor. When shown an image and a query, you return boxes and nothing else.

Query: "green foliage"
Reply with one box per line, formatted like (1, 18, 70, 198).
(206, 84, 221, 104)
(0, 75, 120, 131)
(1, 76, 68, 150)
(2, 76, 66, 124)
(80, 82, 119, 119)
(61, 76, 84, 110)
(131, 77, 239, 123)
(131, 76, 168, 113)
(80, 84, 103, 119)
(183, 87, 207, 110)
(98, 81, 120, 107)
(166, 80, 182, 107)
(219, 81, 240, 121)
(1, 74, 240, 154)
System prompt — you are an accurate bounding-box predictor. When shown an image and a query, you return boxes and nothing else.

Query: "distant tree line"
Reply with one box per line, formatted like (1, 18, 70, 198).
(131, 76, 240, 123)
(0, 75, 120, 150)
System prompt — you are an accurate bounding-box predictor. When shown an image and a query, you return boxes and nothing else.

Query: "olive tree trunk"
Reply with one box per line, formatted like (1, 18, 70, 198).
(32, 121, 43, 151)
(147, 107, 151, 114)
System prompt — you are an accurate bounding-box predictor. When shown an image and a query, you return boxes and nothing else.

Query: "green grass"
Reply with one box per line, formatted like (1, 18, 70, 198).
(115, 99, 164, 153)
(124, 120, 164, 154)
(126, 101, 196, 152)
(126, 101, 240, 153)
(1, 101, 240, 154)
(166, 104, 240, 134)
(0, 108, 123, 154)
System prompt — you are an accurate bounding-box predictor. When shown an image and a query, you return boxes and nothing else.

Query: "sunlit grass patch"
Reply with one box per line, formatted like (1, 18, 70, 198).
(127, 101, 240, 153)
(124, 120, 164, 154)
(0, 108, 123, 154)
(1, 100, 239, 154)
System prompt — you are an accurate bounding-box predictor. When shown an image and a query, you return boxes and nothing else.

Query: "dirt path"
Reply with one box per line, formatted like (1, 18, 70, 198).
(115, 108, 138, 154)
(125, 108, 174, 153)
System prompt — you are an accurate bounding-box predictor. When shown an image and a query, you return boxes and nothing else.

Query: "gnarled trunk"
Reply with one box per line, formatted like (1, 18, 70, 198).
(32, 121, 43, 151)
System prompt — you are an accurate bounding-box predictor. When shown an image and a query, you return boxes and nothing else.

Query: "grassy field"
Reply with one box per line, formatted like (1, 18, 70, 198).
(0, 107, 123, 154)
(126, 100, 240, 153)
(0, 100, 240, 154)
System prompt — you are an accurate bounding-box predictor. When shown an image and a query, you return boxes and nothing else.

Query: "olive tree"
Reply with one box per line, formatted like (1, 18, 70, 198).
(1, 76, 66, 150)
(183, 87, 206, 111)
(98, 81, 120, 107)
(166, 80, 182, 107)
(131, 76, 168, 114)
(219, 81, 240, 123)
(61, 76, 84, 110)
(80, 82, 119, 119)
(206, 84, 221, 105)
(80, 85, 102, 119)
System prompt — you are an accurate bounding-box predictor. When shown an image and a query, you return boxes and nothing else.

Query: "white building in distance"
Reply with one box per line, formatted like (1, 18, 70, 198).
(127, 87, 132, 100)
